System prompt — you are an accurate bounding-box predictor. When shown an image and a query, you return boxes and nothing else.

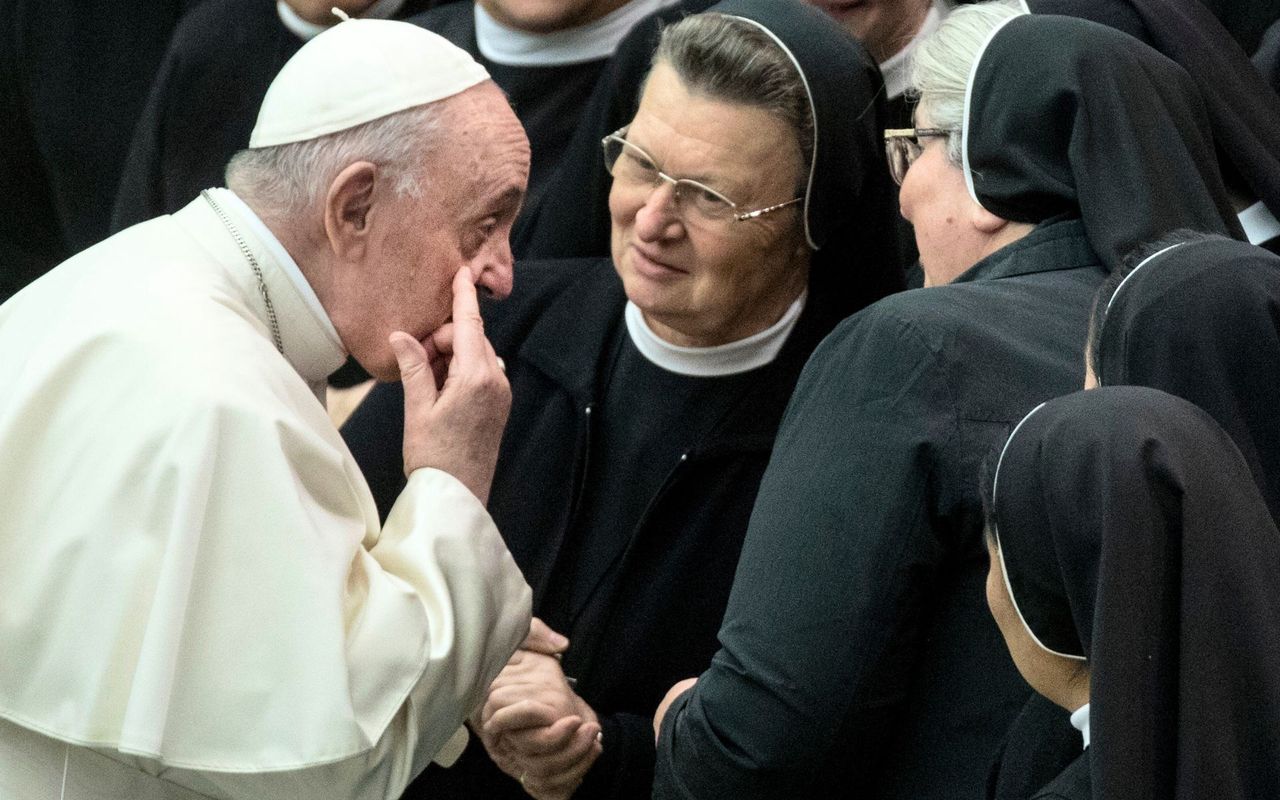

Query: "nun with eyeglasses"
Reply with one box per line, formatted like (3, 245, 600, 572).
(342, 2, 904, 798)
(983, 386, 1280, 800)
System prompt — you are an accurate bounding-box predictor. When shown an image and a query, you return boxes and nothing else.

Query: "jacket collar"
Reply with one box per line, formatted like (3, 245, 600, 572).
(953, 217, 1098, 284)
(173, 194, 347, 397)
(515, 260, 834, 450)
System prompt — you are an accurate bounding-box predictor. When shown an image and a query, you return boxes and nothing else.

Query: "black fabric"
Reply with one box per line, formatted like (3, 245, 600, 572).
(991, 386, 1280, 800)
(1027, 0, 1280, 225)
(985, 694, 1081, 800)
(0, 0, 200, 303)
(965, 14, 1241, 271)
(1032, 753, 1091, 800)
(539, 340, 754, 638)
(1197, 0, 1280, 54)
(1254, 17, 1280, 93)
(510, 0, 717, 260)
(1095, 236, 1280, 526)
(108, 0, 440, 234)
(653, 218, 1106, 800)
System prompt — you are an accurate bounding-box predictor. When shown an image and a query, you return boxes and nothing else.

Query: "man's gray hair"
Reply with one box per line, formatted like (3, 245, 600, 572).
(653, 12, 814, 186)
(907, 2, 1025, 166)
(225, 102, 445, 219)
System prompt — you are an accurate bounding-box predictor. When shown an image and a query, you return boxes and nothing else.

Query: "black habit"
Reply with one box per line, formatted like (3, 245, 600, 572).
(652, 218, 1102, 800)
(990, 386, 1280, 799)
(1096, 236, 1280, 525)
(1025, 0, 1280, 245)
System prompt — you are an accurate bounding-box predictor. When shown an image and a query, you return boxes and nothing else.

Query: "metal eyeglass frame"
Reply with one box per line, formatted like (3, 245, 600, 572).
(601, 127, 803, 223)
(884, 127, 953, 186)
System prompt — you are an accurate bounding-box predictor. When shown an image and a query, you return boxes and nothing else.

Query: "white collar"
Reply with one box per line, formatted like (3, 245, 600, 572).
(474, 0, 680, 66)
(276, 0, 406, 41)
(879, 2, 946, 100)
(1070, 703, 1091, 750)
(1238, 200, 1280, 246)
(206, 189, 346, 393)
(623, 291, 806, 377)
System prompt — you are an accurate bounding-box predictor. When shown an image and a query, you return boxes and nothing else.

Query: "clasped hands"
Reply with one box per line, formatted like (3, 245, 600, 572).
(474, 619, 603, 800)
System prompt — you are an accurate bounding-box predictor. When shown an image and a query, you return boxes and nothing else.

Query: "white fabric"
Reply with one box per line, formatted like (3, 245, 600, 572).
(276, 0, 406, 41)
(0, 196, 531, 799)
(623, 291, 806, 377)
(1238, 200, 1280, 246)
(250, 19, 489, 147)
(879, 2, 946, 100)
(1070, 703, 1091, 750)
(474, 0, 681, 66)
(209, 188, 340, 357)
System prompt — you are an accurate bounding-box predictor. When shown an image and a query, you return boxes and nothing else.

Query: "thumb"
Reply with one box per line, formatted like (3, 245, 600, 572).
(390, 331, 438, 407)
(522, 617, 570, 656)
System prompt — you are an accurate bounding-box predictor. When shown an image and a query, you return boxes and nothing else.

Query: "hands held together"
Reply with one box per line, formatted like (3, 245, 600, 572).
(476, 619, 603, 800)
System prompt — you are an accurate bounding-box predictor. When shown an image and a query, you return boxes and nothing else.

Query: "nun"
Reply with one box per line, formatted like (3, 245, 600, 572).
(984, 386, 1280, 799)
(342, 2, 903, 798)
(1022, 0, 1280, 254)
(651, 5, 1241, 799)
(1088, 233, 1280, 522)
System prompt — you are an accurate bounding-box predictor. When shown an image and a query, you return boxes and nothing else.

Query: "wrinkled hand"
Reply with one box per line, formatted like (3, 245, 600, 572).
(392, 268, 510, 504)
(653, 678, 698, 742)
(478, 648, 602, 800)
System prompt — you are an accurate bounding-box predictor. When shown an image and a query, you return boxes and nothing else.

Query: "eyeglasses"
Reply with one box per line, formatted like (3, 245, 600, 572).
(884, 127, 952, 186)
(601, 127, 803, 225)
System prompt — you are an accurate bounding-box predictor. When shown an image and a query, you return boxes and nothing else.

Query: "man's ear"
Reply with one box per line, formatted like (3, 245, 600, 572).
(324, 161, 378, 260)
(971, 201, 1009, 235)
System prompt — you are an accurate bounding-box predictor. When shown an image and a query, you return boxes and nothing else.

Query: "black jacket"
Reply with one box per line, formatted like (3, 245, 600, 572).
(653, 218, 1108, 799)
(342, 257, 838, 798)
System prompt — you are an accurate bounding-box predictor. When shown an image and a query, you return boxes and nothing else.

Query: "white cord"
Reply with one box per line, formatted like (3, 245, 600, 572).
(59, 744, 69, 800)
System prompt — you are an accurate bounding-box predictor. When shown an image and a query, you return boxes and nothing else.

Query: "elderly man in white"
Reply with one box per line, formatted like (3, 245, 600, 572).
(0, 18, 543, 800)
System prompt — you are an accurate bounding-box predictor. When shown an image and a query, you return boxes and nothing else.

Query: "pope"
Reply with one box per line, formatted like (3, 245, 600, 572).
(0, 16, 541, 800)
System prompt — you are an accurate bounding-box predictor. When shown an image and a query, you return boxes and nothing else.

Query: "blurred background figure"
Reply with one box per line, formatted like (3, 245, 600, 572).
(985, 387, 1280, 800)
(109, 0, 439, 236)
(0, 0, 203, 303)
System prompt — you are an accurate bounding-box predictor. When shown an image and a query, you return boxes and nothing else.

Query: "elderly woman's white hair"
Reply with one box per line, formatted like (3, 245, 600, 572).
(907, 1, 1026, 166)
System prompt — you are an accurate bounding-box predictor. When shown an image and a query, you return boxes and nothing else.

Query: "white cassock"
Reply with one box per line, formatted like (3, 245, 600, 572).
(0, 189, 532, 799)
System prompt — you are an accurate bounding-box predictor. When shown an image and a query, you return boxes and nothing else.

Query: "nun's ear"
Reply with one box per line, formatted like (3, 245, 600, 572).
(970, 202, 1011, 235)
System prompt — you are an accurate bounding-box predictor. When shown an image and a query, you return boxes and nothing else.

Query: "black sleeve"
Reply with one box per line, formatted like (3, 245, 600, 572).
(574, 711, 657, 800)
(652, 306, 957, 798)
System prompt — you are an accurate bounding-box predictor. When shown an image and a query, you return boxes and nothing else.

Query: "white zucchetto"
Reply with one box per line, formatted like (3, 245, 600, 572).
(250, 17, 490, 148)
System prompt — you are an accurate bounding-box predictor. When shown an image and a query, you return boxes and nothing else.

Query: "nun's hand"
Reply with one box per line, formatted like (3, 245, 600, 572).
(654, 677, 698, 742)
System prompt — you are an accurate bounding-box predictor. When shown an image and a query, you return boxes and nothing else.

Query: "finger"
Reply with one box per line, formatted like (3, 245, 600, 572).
(485, 701, 571, 735)
(424, 323, 454, 389)
(504, 715, 580, 756)
(483, 683, 563, 722)
(524, 727, 603, 794)
(447, 267, 487, 369)
(516, 720, 600, 768)
(389, 331, 438, 406)
(521, 619, 569, 656)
